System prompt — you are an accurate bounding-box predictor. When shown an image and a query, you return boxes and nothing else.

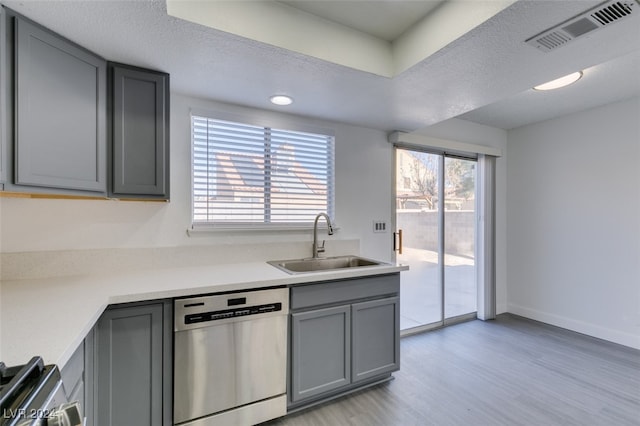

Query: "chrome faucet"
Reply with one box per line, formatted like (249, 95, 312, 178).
(312, 212, 334, 258)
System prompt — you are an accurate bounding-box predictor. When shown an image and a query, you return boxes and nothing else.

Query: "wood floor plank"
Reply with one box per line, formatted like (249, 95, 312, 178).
(264, 314, 640, 426)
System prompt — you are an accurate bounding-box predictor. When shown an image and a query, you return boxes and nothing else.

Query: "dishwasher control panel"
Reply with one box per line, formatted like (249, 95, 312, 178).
(185, 302, 282, 324)
(174, 287, 289, 332)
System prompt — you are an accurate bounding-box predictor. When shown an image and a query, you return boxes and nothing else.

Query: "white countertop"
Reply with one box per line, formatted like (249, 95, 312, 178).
(0, 260, 407, 368)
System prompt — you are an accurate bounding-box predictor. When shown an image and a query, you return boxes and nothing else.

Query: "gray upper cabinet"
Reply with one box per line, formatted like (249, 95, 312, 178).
(2, 9, 169, 199)
(109, 63, 169, 199)
(14, 17, 106, 193)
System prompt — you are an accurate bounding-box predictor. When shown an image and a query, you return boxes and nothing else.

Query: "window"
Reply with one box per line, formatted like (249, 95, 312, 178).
(192, 116, 335, 228)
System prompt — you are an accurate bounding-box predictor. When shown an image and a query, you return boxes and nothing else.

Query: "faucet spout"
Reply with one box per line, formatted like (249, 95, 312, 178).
(312, 213, 334, 258)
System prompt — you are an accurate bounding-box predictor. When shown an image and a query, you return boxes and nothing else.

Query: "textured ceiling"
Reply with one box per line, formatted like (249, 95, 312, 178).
(460, 50, 640, 130)
(2, 0, 639, 132)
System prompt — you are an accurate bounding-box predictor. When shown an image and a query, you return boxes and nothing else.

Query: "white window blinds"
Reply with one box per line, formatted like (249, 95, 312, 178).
(192, 116, 335, 227)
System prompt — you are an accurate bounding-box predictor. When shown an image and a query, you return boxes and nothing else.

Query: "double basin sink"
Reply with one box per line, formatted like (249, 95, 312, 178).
(268, 255, 385, 274)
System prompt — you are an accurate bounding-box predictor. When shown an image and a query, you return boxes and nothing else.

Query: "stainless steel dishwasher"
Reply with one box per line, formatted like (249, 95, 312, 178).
(173, 288, 288, 426)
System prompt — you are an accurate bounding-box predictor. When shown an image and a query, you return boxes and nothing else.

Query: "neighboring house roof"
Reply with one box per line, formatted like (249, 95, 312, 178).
(215, 150, 326, 198)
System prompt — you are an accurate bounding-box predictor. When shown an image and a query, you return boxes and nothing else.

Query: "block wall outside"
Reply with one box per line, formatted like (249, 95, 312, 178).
(396, 210, 474, 257)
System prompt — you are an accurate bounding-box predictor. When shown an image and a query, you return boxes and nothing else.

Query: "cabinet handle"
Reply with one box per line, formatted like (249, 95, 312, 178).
(393, 229, 403, 255)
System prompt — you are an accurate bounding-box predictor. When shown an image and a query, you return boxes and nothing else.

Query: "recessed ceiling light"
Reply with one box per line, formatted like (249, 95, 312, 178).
(533, 71, 583, 91)
(270, 95, 293, 106)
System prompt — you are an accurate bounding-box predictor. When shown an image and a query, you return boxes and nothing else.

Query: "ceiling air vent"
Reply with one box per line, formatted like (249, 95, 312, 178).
(525, 0, 639, 52)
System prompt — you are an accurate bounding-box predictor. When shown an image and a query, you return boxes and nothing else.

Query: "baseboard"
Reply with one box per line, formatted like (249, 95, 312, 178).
(507, 303, 640, 350)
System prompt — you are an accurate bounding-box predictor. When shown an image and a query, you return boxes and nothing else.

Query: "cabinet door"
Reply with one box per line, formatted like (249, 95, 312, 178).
(110, 63, 169, 198)
(83, 327, 95, 426)
(14, 17, 106, 192)
(290, 305, 351, 402)
(352, 297, 400, 383)
(0, 7, 8, 186)
(60, 341, 85, 408)
(95, 302, 171, 426)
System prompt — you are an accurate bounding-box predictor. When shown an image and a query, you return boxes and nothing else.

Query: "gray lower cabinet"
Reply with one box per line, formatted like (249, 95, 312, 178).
(0, 6, 6, 187)
(290, 305, 351, 402)
(352, 297, 400, 383)
(289, 274, 400, 409)
(93, 301, 172, 426)
(60, 327, 95, 425)
(13, 16, 106, 193)
(108, 62, 169, 199)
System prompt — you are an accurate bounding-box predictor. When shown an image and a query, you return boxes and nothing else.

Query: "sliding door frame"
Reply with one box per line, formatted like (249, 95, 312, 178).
(393, 144, 496, 337)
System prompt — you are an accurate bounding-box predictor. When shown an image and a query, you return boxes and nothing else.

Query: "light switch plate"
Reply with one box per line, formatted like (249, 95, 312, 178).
(373, 220, 387, 233)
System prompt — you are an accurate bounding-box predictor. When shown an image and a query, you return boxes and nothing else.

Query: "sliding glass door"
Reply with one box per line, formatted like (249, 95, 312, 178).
(395, 150, 442, 329)
(444, 157, 477, 319)
(395, 148, 477, 332)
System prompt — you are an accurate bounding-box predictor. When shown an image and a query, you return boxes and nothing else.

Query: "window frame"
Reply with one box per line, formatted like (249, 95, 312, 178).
(190, 110, 336, 231)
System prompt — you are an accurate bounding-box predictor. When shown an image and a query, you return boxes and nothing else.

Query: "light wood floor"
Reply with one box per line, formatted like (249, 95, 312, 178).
(266, 314, 640, 426)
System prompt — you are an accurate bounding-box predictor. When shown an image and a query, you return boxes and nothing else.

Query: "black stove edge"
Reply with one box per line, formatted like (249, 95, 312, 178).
(0, 357, 45, 407)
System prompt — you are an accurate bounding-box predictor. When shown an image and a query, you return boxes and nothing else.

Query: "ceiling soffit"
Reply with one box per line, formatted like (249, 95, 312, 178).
(165, 0, 516, 77)
(278, 0, 441, 41)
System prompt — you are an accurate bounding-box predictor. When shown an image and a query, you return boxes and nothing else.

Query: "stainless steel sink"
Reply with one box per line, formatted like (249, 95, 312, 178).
(268, 255, 384, 274)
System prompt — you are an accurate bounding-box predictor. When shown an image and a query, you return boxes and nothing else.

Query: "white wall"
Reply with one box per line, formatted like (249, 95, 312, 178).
(414, 118, 509, 314)
(0, 93, 394, 267)
(506, 97, 640, 349)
